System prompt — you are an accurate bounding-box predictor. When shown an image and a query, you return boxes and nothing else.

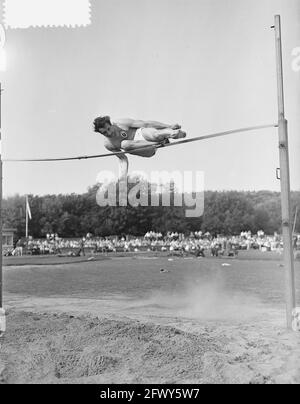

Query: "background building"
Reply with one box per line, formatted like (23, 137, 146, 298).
(2, 228, 16, 253)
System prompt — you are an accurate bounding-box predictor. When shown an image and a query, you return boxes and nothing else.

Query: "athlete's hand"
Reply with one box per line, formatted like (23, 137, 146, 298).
(170, 124, 181, 130)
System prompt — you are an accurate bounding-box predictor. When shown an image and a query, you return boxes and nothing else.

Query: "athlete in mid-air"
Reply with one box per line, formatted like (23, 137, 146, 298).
(93, 116, 186, 178)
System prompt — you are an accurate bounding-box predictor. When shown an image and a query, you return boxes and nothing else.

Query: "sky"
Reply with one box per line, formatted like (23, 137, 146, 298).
(0, 0, 299, 196)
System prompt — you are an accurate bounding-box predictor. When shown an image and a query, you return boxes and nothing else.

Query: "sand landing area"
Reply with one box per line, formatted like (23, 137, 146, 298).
(1, 295, 300, 384)
(0, 255, 300, 384)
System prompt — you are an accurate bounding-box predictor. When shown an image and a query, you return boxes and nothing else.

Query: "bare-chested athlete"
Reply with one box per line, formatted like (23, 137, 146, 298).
(93, 116, 186, 179)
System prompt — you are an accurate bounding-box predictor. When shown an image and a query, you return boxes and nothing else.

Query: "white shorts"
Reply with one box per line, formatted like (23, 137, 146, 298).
(134, 127, 146, 141)
(134, 127, 157, 142)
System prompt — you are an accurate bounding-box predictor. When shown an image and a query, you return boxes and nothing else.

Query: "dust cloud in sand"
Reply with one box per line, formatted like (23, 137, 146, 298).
(143, 273, 264, 321)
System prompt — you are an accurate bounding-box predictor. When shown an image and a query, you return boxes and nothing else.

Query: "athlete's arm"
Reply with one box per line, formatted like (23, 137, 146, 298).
(104, 140, 122, 154)
(104, 140, 128, 179)
(112, 118, 134, 129)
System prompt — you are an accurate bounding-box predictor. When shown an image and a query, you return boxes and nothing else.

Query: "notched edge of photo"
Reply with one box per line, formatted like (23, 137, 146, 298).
(2, 0, 92, 29)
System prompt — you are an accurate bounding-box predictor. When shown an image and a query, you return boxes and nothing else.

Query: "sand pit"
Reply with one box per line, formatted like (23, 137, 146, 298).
(1, 294, 300, 384)
(1, 255, 300, 384)
(0, 308, 299, 384)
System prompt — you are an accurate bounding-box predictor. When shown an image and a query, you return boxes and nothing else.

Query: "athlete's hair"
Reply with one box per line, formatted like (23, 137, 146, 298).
(93, 116, 112, 133)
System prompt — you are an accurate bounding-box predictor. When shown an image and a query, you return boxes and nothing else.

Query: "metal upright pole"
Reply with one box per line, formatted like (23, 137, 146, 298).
(0, 81, 5, 336)
(273, 15, 296, 329)
(0, 24, 6, 334)
(0, 82, 3, 309)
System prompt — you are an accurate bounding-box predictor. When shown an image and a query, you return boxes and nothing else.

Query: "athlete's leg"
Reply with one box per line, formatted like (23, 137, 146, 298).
(141, 128, 187, 142)
(121, 140, 157, 158)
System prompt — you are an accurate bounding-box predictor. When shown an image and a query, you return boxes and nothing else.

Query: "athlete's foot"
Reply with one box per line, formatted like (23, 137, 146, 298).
(160, 138, 170, 146)
(170, 130, 187, 139)
(154, 138, 170, 148)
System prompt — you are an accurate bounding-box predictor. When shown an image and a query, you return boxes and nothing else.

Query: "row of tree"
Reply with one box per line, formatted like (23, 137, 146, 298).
(2, 183, 300, 239)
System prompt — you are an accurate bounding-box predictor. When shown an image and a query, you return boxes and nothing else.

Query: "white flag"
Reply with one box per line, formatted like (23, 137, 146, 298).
(26, 196, 32, 220)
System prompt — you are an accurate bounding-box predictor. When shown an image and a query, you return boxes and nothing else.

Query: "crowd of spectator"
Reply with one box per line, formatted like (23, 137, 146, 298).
(6, 230, 300, 257)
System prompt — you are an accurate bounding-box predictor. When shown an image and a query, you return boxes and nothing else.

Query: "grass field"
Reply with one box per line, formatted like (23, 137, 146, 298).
(1, 251, 300, 384)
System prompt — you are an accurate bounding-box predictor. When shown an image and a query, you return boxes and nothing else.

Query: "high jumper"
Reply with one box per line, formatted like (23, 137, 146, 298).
(93, 116, 186, 178)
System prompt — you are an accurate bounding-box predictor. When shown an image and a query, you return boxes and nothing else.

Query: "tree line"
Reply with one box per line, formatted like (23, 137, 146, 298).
(2, 184, 300, 240)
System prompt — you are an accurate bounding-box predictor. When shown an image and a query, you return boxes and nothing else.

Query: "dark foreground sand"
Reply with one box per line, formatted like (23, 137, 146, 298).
(1, 294, 300, 384)
(1, 255, 300, 384)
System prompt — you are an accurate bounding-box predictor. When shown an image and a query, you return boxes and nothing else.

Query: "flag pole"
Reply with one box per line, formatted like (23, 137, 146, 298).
(25, 195, 28, 239)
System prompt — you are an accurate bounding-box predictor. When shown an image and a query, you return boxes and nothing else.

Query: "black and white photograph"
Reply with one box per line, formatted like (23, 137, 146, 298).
(0, 0, 299, 386)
